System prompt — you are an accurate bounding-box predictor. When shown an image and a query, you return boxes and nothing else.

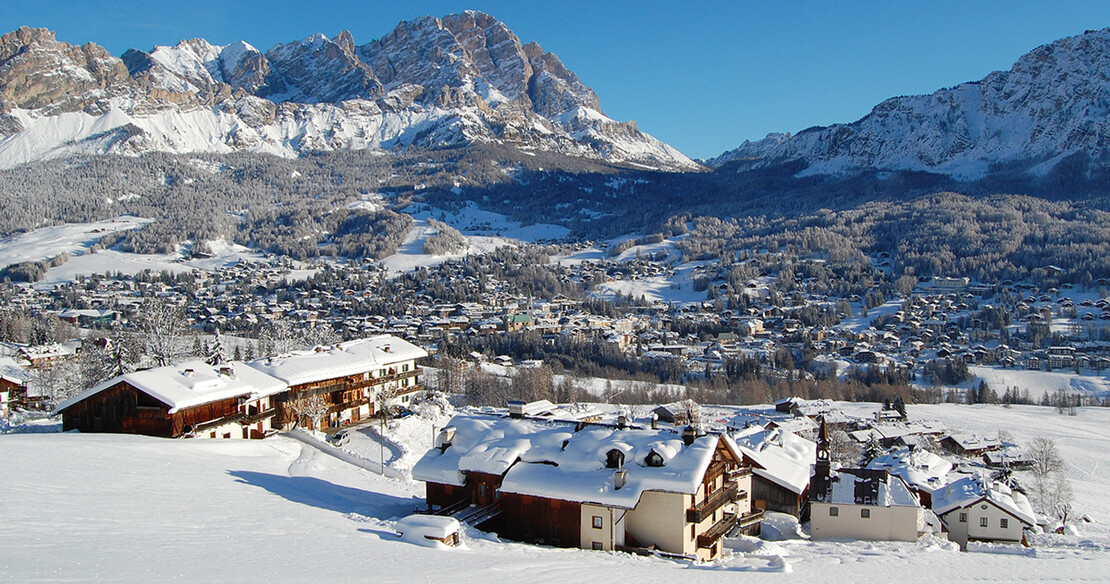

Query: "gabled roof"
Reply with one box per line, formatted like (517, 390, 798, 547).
(826, 469, 920, 508)
(413, 413, 734, 509)
(55, 361, 287, 415)
(867, 448, 953, 493)
(245, 335, 426, 386)
(931, 475, 1036, 526)
(0, 357, 29, 386)
(732, 425, 815, 495)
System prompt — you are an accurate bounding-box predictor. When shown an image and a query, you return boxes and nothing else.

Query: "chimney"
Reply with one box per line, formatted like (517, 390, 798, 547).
(682, 425, 697, 446)
(614, 468, 628, 490)
(183, 368, 195, 377)
(219, 366, 234, 377)
(651, 412, 658, 430)
(384, 344, 391, 353)
(617, 414, 627, 428)
(436, 426, 457, 452)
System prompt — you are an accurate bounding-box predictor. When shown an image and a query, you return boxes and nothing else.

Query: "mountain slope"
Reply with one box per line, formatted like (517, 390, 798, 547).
(0, 12, 698, 171)
(711, 28, 1110, 180)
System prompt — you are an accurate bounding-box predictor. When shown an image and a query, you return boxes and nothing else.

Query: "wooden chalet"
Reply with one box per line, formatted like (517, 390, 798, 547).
(414, 413, 761, 561)
(0, 356, 29, 417)
(245, 335, 426, 431)
(55, 361, 287, 438)
(733, 425, 815, 517)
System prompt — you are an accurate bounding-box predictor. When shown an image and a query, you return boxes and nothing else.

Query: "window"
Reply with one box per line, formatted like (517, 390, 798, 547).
(592, 516, 603, 529)
(403, 364, 410, 372)
(860, 508, 871, 519)
(980, 517, 989, 527)
(592, 541, 603, 550)
(1000, 518, 1009, 529)
(829, 506, 839, 517)
(959, 512, 967, 523)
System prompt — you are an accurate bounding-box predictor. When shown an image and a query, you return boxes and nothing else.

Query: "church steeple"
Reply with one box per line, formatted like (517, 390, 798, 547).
(811, 415, 832, 501)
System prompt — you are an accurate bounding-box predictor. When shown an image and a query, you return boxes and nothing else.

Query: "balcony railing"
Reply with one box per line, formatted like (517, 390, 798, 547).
(295, 367, 422, 398)
(697, 512, 737, 548)
(687, 481, 738, 524)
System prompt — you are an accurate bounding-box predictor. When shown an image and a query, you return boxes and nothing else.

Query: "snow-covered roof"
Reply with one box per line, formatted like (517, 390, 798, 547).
(245, 335, 426, 386)
(944, 433, 1002, 451)
(826, 469, 920, 507)
(0, 356, 28, 386)
(931, 475, 1036, 526)
(55, 360, 287, 415)
(867, 448, 952, 493)
(413, 413, 730, 509)
(732, 425, 815, 495)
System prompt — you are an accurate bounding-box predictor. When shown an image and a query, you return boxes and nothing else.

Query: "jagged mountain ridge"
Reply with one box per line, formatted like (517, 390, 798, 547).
(710, 28, 1110, 180)
(0, 12, 697, 171)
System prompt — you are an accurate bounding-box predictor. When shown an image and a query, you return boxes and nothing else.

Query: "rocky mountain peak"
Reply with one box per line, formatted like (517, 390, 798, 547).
(0, 26, 130, 116)
(0, 15, 698, 171)
(711, 27, 1110, 179)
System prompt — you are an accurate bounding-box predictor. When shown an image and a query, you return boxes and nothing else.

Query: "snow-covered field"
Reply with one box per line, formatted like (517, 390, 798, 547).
(0, 216, 152, 271)
(968, 366, 1110, 402)
(3, 402, 1109, 583)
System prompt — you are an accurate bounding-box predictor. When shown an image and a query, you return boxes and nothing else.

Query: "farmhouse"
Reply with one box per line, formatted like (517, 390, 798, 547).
(55, 361, 287, 438)
(245, 335, 426, 430)
(413, 412, 760, 561)
(931, 475, 1036, 550)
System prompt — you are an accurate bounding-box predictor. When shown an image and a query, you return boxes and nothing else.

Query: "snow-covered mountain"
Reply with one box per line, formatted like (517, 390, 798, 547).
(710, 28, 1110, 180)
(0, 13, 698, 171)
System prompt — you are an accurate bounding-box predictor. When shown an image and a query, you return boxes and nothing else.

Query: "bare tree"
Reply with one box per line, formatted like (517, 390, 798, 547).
(292, 393, 331, 431)
(829, 429, 861, 465)
(133, 298, 193, 367)
(32, 360, 84, 406)
(1028, 436, 1066, 514)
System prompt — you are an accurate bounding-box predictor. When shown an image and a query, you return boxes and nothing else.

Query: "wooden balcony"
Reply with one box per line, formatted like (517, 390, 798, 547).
(687, 481, 738, 524)
(697, 512, 737, 548)
(295, 367, 423, 398)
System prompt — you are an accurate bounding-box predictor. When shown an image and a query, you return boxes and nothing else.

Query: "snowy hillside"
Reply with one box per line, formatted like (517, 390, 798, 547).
(0, 16, 698, 172)
(711, 28, 1110, 180)
(3, 403, 1109, 582)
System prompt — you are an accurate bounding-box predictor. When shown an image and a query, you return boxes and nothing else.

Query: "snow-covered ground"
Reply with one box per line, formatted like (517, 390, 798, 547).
(3, 402, 1109, 582)
(0, 216, 152, 271)
(969, 366, 1110, 402)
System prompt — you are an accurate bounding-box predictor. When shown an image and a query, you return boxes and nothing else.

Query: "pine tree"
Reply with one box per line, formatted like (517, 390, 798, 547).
(206, 330, 225, 366)
(862, 433, 885, 465)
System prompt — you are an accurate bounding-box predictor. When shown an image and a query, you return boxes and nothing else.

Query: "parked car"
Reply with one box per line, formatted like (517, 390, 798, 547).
(326, 429, 350, 446)
(389, 405, 414, 419)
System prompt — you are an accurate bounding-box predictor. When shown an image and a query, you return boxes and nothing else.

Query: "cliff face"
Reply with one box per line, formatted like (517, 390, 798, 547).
(0, 13, 698, 171)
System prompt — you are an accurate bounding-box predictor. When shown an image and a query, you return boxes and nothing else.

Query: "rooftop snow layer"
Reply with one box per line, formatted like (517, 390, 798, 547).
(245, 335, 426, 386)
(826, 469, 920, 507)
(733, 425, 815, 495)
(931, 475, 1036, 526)
(412, 413, 727, 508)
(867, 448, 953, 493)
(55, 360, 287, 414)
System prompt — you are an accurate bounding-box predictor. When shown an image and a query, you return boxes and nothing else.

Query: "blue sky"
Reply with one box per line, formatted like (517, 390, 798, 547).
(3, 1, 1110, 159)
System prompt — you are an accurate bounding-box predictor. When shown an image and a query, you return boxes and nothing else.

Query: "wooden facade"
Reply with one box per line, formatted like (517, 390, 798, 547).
(750, 474, 807, 516)
(60, 381, 247, 438)
(499, 493, 581, 547)
(275, 366, 422, 431)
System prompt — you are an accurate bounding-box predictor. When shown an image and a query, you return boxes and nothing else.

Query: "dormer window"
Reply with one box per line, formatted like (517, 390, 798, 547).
(645, 450, 664, 467)
(606, 449, 625, 469)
